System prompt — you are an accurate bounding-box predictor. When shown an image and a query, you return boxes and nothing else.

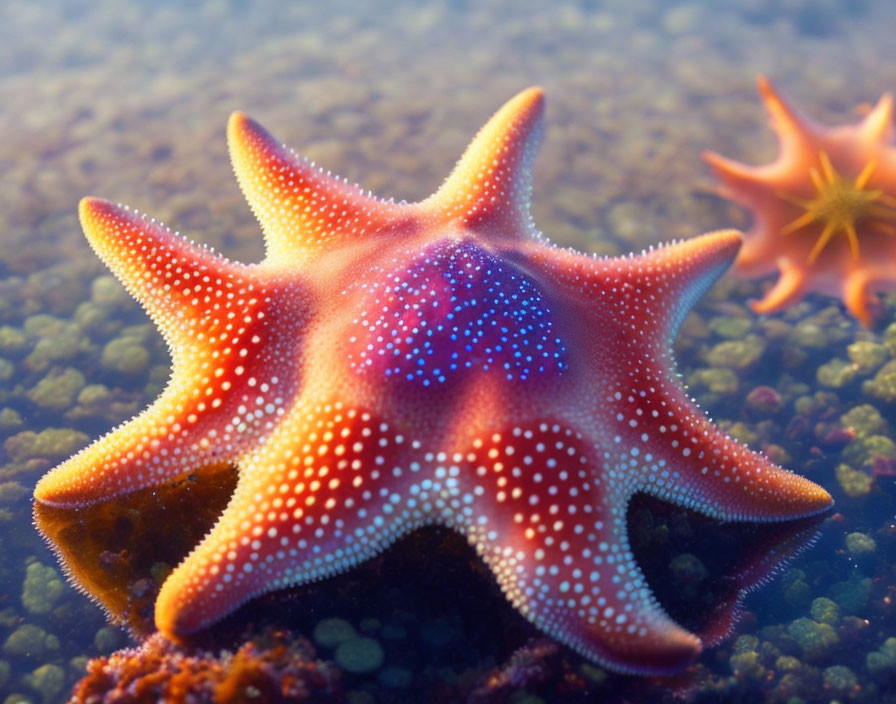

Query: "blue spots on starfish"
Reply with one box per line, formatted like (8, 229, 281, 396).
(347, 240, 567, 386)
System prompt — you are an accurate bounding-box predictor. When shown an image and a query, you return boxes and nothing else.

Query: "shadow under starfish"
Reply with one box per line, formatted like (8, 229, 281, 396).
(34, 471, 828, 672)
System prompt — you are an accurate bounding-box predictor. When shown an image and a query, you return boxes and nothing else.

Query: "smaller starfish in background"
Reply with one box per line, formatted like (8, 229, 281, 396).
(778, 151, 896, 263)
(705, 75, 896, 327)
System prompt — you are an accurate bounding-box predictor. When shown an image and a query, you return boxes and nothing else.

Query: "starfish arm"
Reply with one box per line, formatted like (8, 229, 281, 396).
(702, 150, 765, 204)
(870, 218, 896, 235)
(78, 198, 250, 354)
(756, 75, 813, 158)
(614, 373, 833, 521)
(750, 260, 806, 314)
(227, 113, 413, 264)
(608, 229, 743, 342)
(529, 229, 742, 350)
(36, 200, 314, 507)
(458, 422, 702, 674)
(859, 92, 895, 143)
(34, 385, 237, 507)
(34, 286, 311, 507)
(34, 279, 311, 508)
(423, 87, 544, 239)
(532, 234, 832, 523)
(843, 269, 875, 328)
(155, 402, 423, 638)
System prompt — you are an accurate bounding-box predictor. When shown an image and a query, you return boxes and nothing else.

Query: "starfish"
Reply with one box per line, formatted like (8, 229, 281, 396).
(704, 75, 896, 327)
(34, 88, 833, 675)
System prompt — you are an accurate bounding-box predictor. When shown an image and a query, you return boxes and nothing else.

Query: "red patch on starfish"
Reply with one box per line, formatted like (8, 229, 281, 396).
(34, 88, 832, 675)
(704, 75, 896, 327)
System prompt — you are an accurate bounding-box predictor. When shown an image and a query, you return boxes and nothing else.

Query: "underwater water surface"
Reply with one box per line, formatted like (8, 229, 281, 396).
(1, 0, 896, 702)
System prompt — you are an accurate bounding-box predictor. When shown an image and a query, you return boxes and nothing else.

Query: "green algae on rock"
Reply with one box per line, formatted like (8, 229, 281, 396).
(809, 597, 839, 626)
(781, 569, 813, 609)
(2, 625, 59, 660)
(100, 336, 151, 376)
(842, 434, 896, 471)
(89, 276, 131, 309)
(839, 404, 889, 439)
(846, 340, 887, 374)
(786, 618, 839, 661)
(866, 637, 896, 683)
(835, 464, 873, 498)
(312, 618, 358, 651)
(816, 358, 856, 389)
(0, 408, 23, 432)
(689, 367, 739, 395)
(844, 532, 876, 556)
(829, 574, 873, 615)
(334, 637, 385, 675)
(3, 428, 89, 465)
(23, 664, 65, 704)
(729, 650, 765, 682)
(21, 563, 64, 615)
(707, 315, 752, 339)
(862, 359, 896, 403)
(822, 664, 858, 697)
(0, 327, 28, 357)
(27, 367, 86, 411)
(92, 627, 122, 655)
(0, 482, 27, 505)
(705, 335, 766, 370)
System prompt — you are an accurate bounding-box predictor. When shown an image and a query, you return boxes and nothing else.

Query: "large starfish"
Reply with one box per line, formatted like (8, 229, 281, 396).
(34, 88, 832, 674)
(704, 76, 896, 327)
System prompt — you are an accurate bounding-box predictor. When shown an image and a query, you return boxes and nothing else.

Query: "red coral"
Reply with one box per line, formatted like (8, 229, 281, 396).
(69, 631, 342, 704)
(468, 639, 568, 703)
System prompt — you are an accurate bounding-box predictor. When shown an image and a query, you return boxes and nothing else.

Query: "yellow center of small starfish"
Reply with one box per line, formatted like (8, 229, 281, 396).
(778, 151, 896, 264)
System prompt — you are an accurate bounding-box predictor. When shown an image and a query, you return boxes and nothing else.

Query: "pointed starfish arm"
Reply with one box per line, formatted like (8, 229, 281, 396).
(155, 402, 422, 639)
(750, 260, 806, 314)
(757, 75, 811, 148)
(459, 423, 703, 674)
(529, 229, 743, 347)
(35, 201, 314, 507)
(843, 270, 874, 328)
(600, 229, 743, 342)
(34, 389, 239, 507)
(423, 86, 544, 237)
(228, 112, 413, 263)
(627, 385, 833, 521)
(702, 150, 763, 202)
(78, 198, 250, 353)
(860, 92, 895, 143)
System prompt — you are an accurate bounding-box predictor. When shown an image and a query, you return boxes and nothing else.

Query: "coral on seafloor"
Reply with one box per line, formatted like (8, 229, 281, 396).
(467, 639, 565, 704)
(69, 631, 342, 704)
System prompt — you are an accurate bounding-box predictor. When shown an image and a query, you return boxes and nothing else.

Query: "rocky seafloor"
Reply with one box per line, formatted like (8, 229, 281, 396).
(2, 0, 896, 702)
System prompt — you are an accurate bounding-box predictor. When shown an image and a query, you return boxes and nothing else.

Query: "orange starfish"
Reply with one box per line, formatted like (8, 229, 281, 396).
(35, 88, 832, 675)
(704, 75, 896, 327)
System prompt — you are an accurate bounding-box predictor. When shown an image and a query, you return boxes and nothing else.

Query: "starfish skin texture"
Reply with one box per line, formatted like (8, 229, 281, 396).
(34, 88, 833, 675)
(704, 75, 896, 327)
